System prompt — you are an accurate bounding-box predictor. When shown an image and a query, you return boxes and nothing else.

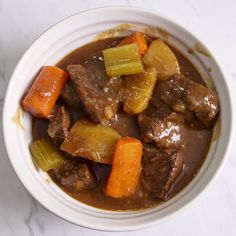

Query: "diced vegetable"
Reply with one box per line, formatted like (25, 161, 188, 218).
(29, 138, 64, 171)
(142, 39, 180, 80)
(119, 32, 147, 55)
(103, 43, 144, 77)
(22, 66, 68, 118)
(61, 120, 121, 164)
(123, 68, 157, 114)
(104, 137, 142, 198)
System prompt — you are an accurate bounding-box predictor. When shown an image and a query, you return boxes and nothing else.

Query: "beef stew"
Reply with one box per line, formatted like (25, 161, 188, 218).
(22, 31, 219, 211)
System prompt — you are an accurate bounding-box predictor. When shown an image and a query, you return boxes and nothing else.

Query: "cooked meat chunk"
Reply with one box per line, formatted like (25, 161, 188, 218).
(153, 74, 219, 126)
(138, 103, 183, 152)
(48, 105, 71, 142)
(67, 65, 119, 125)
(141, 144, 184, 199)
(60, 83, 81, 108)
(104, 76, 124, 103)
(53, 159, 96, 191)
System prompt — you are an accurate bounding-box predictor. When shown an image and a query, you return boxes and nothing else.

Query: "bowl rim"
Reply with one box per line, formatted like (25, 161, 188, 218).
(2, 6, 234, 231)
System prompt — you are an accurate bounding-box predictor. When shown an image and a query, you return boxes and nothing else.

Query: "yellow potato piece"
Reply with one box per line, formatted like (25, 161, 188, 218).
(123, 68, 157, 114)
(61, 120, 121, 164)
(142, 39, 180, 80)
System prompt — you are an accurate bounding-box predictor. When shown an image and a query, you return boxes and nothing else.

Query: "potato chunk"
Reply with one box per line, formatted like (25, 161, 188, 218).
(142, 39, 180, 80)
(123, 68, 157, 114)
(61, 120, 121, 164)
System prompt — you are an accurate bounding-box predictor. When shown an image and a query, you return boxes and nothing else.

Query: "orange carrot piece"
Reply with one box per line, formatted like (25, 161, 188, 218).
(104, 137, 143, 198)
(119, 32, 147, 55)
(22, 66, 68, 118)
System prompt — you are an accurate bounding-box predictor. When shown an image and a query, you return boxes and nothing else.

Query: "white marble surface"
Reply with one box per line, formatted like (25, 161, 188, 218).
(0, 0, 236, 235)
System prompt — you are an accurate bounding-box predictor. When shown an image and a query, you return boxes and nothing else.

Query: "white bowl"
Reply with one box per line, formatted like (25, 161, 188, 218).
(3, 7, 233, 231)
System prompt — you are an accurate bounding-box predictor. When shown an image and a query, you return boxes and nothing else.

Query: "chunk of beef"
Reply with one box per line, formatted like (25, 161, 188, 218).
(141, 144, 184, 199)
(48, 105, 71, 142)
(104, 76, 124, 103)
(60, 83, 81, 108)
(53, 159, 96, 191)
(153, 74, 219, 127)
(67, 65, 120, 125)
(138, 103, 183, 153)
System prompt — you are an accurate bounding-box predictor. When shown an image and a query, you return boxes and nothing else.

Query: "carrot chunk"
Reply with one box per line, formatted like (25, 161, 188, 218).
(104, 137, 143, 198)
(119, 32, 147, 55)
(22, 66, 68, 118)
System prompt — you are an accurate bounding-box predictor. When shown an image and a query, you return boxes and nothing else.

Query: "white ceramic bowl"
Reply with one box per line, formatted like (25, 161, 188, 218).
(3, 7, 233, 231)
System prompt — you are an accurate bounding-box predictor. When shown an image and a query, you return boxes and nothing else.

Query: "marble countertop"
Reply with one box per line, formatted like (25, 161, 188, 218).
(1, 0, 236, 235)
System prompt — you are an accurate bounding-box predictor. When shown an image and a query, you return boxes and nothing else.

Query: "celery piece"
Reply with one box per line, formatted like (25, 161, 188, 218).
(124, 68, 157, 114)
(29, 138, 64, 171)
(103, 43, 144, 77)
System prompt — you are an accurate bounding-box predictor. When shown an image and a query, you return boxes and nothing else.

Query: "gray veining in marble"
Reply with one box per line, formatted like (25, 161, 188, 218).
(24, 196, 38, 236)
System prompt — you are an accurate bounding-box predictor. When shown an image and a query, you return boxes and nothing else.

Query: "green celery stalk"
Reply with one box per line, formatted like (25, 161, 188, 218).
(29, 138, 64, 171)
(103, 43, 144, 77)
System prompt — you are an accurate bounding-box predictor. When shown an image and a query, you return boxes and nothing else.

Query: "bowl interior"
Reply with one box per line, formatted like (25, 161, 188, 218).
(3, 7, 232, 231)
